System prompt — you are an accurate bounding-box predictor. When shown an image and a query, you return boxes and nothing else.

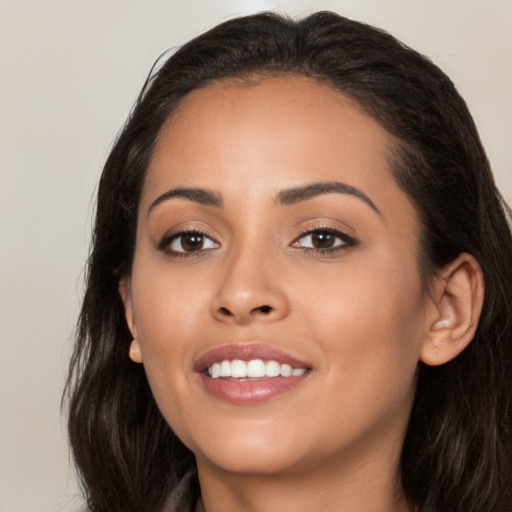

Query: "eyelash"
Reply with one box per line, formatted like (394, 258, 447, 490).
(157, 226, 357, 257)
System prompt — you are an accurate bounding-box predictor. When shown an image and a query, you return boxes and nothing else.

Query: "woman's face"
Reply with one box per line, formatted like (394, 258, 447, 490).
(123, 76, 434, 477)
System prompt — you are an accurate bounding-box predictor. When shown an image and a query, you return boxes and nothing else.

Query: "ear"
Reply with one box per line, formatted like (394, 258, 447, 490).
(119, 277, 143, 363)
(421, 253, 485, 366)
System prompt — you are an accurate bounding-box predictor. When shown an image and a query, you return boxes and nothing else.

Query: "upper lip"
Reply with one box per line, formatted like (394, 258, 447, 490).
(194, 343, 311, 373)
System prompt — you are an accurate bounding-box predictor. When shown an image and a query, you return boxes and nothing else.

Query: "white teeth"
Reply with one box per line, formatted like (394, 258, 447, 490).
(219, 360, 231, 377)
(210, 362, 220, 378)
(280, 363, 293, 377)
(265, 360, 281, 377)
(207, 359, 308, 379)
(230, 359, 247, 378)
(247, 359, 266, 378)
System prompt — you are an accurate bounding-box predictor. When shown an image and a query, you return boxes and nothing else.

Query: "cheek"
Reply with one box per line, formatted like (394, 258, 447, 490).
(132, 252, 211, 346)
(129, 256, 213, 410)
(294, 282, 423, 452)
(299, 249, 426, 394)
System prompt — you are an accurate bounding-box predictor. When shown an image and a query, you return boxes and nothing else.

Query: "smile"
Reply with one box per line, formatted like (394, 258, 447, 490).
(196, 344, 311, 404)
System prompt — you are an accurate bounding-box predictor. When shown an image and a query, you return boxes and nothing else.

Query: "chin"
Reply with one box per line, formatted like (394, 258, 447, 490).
(197, 446, 304, 476)
(186, 422, 308, 475)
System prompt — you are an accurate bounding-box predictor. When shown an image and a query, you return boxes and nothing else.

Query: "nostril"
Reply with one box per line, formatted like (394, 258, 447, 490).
(219, 307, 233, 316)
(256, 305, 272, 314)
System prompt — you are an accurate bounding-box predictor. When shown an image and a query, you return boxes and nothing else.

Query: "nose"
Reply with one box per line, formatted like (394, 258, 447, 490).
(211, 245, 290, 325)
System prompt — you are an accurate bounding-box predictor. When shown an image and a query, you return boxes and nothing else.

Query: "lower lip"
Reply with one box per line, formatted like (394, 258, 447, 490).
(198, 373, 308, 404)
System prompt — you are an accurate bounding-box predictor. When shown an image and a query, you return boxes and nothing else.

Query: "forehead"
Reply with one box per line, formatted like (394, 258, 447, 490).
(142, 75, 411, 219)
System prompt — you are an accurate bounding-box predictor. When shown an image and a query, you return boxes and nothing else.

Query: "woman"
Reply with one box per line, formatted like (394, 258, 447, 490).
(66, 11, 512, 512)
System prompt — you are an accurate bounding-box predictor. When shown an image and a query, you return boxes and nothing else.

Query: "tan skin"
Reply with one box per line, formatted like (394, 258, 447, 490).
(120, 76, 484, 512)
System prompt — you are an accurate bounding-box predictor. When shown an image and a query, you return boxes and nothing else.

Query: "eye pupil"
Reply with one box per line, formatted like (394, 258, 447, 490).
(182, 234, 204, 252)
(312, 232, 335, 248)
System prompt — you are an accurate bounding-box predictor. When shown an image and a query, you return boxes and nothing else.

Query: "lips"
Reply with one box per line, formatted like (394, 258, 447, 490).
(195, 343, 311, 404)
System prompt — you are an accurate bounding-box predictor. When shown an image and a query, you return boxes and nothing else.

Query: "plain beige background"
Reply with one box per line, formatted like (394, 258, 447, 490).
(1, 1, 510, 511)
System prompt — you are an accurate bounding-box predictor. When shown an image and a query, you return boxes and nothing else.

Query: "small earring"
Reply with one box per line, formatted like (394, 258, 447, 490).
(129, 339, 143, 363)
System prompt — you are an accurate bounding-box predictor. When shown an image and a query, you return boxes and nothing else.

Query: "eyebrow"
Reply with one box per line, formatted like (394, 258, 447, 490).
(147, 181, 380, 216)
(276, 181, 381, 215)
(148, 187, 223, 215)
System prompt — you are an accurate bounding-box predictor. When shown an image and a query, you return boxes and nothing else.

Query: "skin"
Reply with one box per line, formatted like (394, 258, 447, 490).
(120, 76, 484, 512)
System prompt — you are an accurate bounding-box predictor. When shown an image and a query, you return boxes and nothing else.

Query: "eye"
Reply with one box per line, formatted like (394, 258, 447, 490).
(291, 228, 357, 253)
(159, 230, 220, 255)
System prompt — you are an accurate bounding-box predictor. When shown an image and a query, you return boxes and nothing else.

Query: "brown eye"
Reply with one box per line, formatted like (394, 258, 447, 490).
(292, 228, 357, 253)
(180, 233, 205, 252)
(162, 231, 219, 254)
(310, 231, 336, 249)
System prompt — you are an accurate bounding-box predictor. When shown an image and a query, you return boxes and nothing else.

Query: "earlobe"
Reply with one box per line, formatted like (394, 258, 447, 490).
(421, 253, 485, 366)
(129, 339, 143, 363)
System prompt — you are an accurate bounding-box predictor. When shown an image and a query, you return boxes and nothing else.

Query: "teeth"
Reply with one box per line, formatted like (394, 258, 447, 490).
(280, 363, 292, 377)
(210, 362, 220, 378)
(219, 360, 231, 377)
(247, 359, 266, 378)
(207, 359, 307, 379)
(231, 359, 247, 378)
(265, 360, 281, 377)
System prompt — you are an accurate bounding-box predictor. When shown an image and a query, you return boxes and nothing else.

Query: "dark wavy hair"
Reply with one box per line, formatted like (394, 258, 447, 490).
(65, 11, 512, 512)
